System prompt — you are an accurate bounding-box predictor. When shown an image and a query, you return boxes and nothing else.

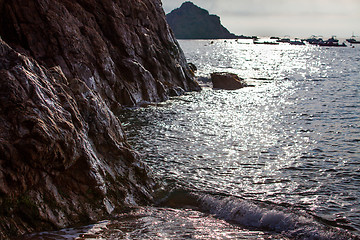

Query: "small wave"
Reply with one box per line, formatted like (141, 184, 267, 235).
(198, 194, 359, 240)
(22, 221, 110, 240)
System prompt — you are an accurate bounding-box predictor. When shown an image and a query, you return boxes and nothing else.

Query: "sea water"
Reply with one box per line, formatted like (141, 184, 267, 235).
(25, 40, 360, 239)
(119, 40, 360, 239)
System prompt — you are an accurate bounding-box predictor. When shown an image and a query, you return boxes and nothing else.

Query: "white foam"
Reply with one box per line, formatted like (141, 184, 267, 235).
(198, 195, 357, 240)
(200, 195, 295, 230)
(25, 220, 110, 240)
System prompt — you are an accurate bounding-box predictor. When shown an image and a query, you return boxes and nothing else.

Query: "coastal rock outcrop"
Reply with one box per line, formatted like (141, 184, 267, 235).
(0, 0, 200, 238)
(0, 0, 200, 109)
(211, 72, 248, 90)
(0, 36, 153, 239)
(166, 1, 237, 39)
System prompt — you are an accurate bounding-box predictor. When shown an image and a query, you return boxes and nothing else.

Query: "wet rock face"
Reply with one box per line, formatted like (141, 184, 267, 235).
(0, 0, 200, 238)
(211, 72, 248, 90)
(0, 0, 200, 108)
(0, 38, 154, 238)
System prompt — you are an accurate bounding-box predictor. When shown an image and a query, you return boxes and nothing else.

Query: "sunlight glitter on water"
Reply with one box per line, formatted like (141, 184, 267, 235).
(183, 39, 319, 82)
(119, 40, 360, 236)
(24, 207, 285, 240)
(25, 40, 360, 240)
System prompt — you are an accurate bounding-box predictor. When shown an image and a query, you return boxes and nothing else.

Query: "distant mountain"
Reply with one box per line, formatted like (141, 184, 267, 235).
(166, 1, 238, 39)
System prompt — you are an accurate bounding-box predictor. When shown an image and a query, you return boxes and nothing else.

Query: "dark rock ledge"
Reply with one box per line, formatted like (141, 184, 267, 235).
(0, 0, 200, 238)
(211, 72, 250, 90)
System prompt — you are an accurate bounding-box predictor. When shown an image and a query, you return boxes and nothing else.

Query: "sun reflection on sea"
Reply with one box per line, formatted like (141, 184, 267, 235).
(119, 40, 360, 234)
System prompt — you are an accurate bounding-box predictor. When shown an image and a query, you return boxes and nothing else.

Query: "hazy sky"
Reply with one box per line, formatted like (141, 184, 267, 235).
(161, 0, 360, 38)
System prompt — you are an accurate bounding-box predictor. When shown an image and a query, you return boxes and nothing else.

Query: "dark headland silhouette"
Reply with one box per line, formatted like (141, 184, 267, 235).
(166, 1, 252, 39)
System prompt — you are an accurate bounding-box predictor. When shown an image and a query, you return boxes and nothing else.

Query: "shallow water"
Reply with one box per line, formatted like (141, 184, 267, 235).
(23, 207, 286, 239)
(27, 40, 360, 239)
(120, 40, 360, 239)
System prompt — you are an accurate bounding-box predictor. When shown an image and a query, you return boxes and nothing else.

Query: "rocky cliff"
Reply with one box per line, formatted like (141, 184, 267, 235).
(0, 0, 200, 238)
(1, 0, 200, 108)
(166, 1, 237, 39)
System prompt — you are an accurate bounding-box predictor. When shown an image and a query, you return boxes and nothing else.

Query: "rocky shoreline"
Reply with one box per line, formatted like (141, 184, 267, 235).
(0, 0, 200, 238)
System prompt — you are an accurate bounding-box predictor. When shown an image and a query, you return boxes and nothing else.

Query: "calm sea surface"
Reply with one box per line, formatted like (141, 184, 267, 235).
(120, 40, 360, 239)
(27, 40, 360, 239)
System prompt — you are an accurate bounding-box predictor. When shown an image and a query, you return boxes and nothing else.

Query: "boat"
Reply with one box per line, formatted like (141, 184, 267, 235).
(346, 34, 360, 44)
(318, 36, 346, 47)
(236, 35, 255, 40)
(253, 40, 279, 45)
(327, 36, 339, 44)
(276, 36, 291, 43)
(306, 36, 346, 47)
(305, 35, 323, 45)
(318, 41, 347, 47)
(290, 38, 305, 45)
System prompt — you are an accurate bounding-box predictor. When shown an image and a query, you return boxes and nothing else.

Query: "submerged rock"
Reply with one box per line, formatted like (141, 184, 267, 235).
(211, 72, 248, 90)
(0, 0, 200, 238)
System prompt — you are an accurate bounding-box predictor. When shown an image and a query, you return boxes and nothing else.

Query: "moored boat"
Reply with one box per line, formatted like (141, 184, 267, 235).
(318, 36, 346, 47)
(346, 35, 360, 44)
(290, 38, 305, 45)
(318, 41, 347, 47)
(305, 35, 323, 45)
(276, 36, 291, 43)
(306, 36, 346, 47)
(253, 40, 279, 45)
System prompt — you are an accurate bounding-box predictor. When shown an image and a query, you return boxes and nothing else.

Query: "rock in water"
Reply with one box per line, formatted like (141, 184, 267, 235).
(0, 0, 200, 238)
(211, 72, 248, 90)
(166, 1, 237, 39)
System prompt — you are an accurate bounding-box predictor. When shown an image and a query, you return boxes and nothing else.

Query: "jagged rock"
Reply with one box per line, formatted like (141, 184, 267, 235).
(188, 62, 197, 74)
(0, 38, 154, 238)
(0, 0, 200, 110)
(0, 0, 201, 238)
(211, 72, 248, 90)
(166, 1, 237, 39)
